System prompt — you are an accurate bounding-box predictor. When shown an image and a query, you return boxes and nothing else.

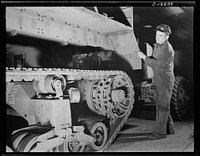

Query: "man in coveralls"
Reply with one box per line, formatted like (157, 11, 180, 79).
(137, 24, 175, 139)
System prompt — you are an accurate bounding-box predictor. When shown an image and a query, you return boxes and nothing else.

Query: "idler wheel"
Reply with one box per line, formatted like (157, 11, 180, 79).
(87, 122, 108, 151)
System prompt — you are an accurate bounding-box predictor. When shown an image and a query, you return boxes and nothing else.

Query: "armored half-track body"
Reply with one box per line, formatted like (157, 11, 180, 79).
(6, 7, 139, 152)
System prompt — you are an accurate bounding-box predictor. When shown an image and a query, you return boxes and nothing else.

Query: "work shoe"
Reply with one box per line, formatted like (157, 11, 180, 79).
(147, 133, 166, 140)
(149, 128, 175, 135)
(166, 126, 175, 135)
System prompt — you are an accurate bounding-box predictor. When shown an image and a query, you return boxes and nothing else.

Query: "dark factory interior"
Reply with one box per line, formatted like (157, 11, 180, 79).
(5, 4, 194, 152)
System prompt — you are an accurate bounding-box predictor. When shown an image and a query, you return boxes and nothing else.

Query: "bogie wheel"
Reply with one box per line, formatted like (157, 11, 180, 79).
(16, 133, 61, 152)
(17, 133, 39, 152)
(11, 131, 31, 151)
(87, 122, 108, 151)
(170, 76, 191, 120)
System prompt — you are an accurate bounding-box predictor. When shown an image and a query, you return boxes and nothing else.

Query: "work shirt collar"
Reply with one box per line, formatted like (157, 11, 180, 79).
(153, 40, 168, 48)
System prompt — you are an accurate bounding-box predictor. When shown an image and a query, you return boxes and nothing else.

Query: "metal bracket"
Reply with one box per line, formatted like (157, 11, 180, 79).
(8, 83, 19, 105)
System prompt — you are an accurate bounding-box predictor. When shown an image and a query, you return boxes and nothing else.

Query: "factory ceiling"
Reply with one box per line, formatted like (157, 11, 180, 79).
(132, 7, 193, 44)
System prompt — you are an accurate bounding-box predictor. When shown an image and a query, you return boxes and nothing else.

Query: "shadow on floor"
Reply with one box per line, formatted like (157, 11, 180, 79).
(117, 132, 150, 137)
(120, 124, 138, 131)
(113, 133, 157, 144)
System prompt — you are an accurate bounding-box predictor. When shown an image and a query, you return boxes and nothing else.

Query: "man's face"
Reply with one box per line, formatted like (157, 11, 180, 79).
(156, 31, 169, 44)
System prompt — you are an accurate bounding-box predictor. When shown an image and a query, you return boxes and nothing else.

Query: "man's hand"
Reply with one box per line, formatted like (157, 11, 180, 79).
(137, 51, 146, 60)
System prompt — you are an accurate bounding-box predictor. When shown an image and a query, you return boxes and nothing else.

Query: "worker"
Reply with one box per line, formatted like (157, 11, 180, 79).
(137, 24, 175, 139)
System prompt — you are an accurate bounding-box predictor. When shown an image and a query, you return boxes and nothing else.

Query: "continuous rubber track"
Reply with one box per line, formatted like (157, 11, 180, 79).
(6, 67, 135, 152)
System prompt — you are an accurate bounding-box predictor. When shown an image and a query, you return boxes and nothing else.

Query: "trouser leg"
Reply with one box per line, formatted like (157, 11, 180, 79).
(154, 101, 159, 134)
(153, 82, 162, 134)
(154, 84, 171, 135)
(157, 101, 169, 135)
(166, 77, 175, 134)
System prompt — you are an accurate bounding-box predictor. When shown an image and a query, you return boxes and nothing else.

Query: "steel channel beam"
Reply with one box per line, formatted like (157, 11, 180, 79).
(6, 7, 114, 50)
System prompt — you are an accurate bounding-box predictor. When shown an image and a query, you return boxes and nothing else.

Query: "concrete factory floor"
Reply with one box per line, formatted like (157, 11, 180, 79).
(105, 115, 194, 152)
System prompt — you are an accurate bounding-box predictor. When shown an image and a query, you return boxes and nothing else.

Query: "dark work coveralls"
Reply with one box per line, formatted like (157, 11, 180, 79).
(144, 40, 175, 135)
